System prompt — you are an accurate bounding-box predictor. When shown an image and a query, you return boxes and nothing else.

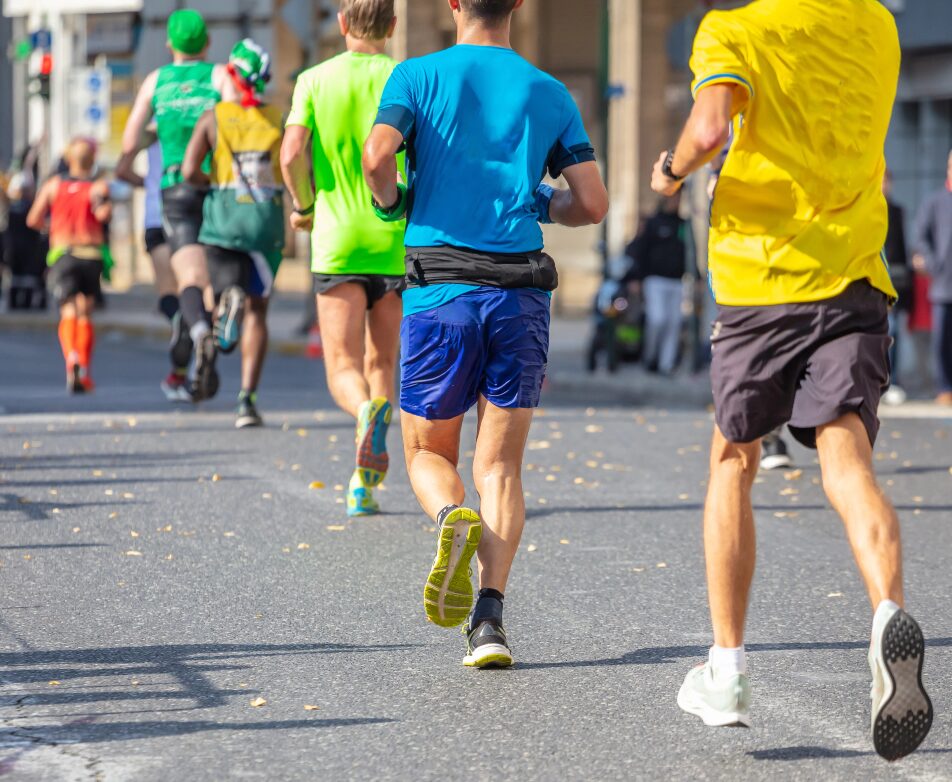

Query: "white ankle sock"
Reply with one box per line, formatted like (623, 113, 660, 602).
(709, 644, 747, 678)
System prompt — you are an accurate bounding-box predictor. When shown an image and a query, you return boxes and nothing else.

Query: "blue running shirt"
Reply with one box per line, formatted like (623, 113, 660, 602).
(375, 44, 595, 254)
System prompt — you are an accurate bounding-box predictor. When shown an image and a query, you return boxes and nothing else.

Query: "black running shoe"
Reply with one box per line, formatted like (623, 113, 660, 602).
(191, 333, 220, 402)
(66, 364, 85, 395)
(169, 312, 194, 370)
(235, 392, 263, 429)
(214, 285, 245, 355)
(463, 618, 513, 669)
(760, 432, 793, 471)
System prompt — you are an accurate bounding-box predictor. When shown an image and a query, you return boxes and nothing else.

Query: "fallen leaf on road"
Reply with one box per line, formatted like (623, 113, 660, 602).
(335, 498, 344, 504)
(913, 496, 924, 504)
(130, 531, 139, 538)
(131, 680, 140, 686)
(223, 532, 235, 538)
(297, 429, 308, 437)
(262, 493, 273, 500)
(827, 592, 844, 598)
(678, 493, 690, 501)
(545, 475, 556, 482)
(48, 680, 60, 686)
(159, 525, 173, 532)
(784, 469, 803, 481)
(537, 498, 547, 505)
(127, 417, 138, 428)
(656, 562, 667, 568)
(92, 470, 103, 477)
(282, 547, 291, 553)
(297, 543, 311, 550)
(574, 478, 585, 484)
(328, 435, 338, 443)
(125, 551, 142, 557)
(303, 705, 320, 711)
(250, 697, 267, 707)
(72, 527, 81, 533)
(291, 464, 302, 471)
(632, 567, 644, 573)
(527, 544, 537, 552)
(23, 554, 32, 561)
(212, 474, 221, 482)
(165, 555, 173, 560)
(51, 508, 60, 514)
(334, 484, 344, 491)
(326, 525, 346, 531)
(584, 425, 603, 434)
(104, 490, 114, 496)
(559, 539, 570, 545)
(122, 493, 135, 500)
(309, 481, 325, 490)
(779, 488, 798, 496)
(528, 440, 551, 450)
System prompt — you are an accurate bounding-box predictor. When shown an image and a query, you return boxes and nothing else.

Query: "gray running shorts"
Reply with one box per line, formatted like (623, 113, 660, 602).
(710, 280, 891, 448)
(312, 273, 405, 310)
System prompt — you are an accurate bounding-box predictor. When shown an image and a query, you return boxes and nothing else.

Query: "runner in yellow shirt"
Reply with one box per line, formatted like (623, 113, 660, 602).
(650, 0, 932, 760)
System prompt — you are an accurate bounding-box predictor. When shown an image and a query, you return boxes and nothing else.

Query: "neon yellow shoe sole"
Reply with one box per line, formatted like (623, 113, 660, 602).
(356, 397, 391, 488)
(463, 645, 514, 669)
(424, 507, 481, 628)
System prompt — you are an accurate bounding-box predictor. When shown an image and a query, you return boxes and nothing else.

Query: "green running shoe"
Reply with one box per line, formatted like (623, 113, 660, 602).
(424, 507, 481, 628)
(346, 470, 379, 518)
(355, 397, 391, 487)
(677, 662, 752, 727)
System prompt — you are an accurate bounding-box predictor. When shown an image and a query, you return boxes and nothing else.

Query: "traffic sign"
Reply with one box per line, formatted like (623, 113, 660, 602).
(66, 67, 112, 143)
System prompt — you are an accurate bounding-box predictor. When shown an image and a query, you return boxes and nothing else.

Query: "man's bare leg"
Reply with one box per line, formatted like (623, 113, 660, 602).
(317, 284, 371, 418)
(240, 296, 269, 394)
(472, 398, 534, 593)
(816, 413, 903, 607)
(704, 427, 760, 649)
(402, 412, 466, 518)
(364, 291, 401, 404)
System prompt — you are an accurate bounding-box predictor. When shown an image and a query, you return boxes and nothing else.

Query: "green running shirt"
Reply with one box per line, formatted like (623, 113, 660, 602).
(152, 61, 221, 189)
(286, 51, 405, 276)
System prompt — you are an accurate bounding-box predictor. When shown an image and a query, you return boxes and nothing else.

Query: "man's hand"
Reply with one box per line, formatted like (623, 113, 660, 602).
(651, 151, 683, 197)
(912, 253, 928, 273)
(290, 210, 314, 233)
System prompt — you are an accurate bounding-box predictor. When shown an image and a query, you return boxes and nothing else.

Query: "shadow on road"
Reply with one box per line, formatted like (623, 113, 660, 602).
(518, 637, 952, 670)
(748, 745, 952, 761)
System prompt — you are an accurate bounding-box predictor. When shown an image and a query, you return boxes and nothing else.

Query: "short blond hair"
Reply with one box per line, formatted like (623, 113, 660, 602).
(340, 0, 395, 40)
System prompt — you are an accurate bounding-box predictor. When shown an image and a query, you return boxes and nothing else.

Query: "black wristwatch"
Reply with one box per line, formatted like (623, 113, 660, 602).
(662, 150, 686, 182)
(293, 202, 315, 216)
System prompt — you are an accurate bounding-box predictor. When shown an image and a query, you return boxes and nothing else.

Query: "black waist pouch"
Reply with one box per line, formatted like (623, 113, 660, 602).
(406, 246, 559, 291)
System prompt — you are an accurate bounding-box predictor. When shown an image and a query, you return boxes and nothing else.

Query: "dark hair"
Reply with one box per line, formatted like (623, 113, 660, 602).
(459, 0, 518, 22)
(340, 0, 395, 40)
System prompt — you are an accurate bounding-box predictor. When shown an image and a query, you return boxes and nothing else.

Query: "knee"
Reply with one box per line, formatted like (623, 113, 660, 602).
(709, 436, 759, 487)
(472, 459, 521, 494)
(365, 351, 395, 376)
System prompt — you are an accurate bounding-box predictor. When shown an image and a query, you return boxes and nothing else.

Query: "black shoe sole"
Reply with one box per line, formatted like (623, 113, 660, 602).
(67, 365, 85, 395)
(192, 337, 219, 402)
(170, 314, 194, 370)
(873, 610, 933, 761)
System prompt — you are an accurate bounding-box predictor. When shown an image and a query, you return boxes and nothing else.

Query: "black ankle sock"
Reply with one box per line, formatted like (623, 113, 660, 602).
(179, 286, 210, 330)
(159, 294, 179, 322)
(436, 504, 459, 527)
(472, 588, 504, 626)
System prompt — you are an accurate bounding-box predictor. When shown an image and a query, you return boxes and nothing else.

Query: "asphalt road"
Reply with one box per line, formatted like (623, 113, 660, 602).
(1, 330, 951, 781)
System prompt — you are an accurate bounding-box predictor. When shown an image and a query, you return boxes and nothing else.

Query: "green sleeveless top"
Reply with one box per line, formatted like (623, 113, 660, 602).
(152, 61, 220, 189)
(198, 102, 285, 261)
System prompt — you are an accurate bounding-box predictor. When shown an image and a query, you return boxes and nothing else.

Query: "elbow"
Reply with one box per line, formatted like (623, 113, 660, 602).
(695, 121, 731, 155)
(584, 189, 610, 225)
(361, 141, 388, 180)
(279, 138, 302, 173)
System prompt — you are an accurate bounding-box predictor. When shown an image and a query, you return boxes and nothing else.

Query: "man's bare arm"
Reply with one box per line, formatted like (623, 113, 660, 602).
(25, 178, 57, 231)
(549, 161, 609, 227)
(121, 70, 159, 157)
(181, 110, 215, 187)
(213, 64, 240, 103)
(115, 127, 157, 188)
(362, 124, 403, 211)
(651, 84, 737, 196)
(91, 179, 113, 224)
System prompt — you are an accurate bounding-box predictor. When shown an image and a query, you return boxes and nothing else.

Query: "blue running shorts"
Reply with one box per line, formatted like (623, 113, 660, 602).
(400, 288, 551, 420)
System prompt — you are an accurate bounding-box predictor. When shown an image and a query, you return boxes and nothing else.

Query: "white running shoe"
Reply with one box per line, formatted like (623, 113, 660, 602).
(869, 604, 932, 760)
(881, 385, 908, 407)
(677, 662, 752, 727)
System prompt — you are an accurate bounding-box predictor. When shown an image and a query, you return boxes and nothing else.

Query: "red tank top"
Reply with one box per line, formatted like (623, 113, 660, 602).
(49, 177, 105, 249)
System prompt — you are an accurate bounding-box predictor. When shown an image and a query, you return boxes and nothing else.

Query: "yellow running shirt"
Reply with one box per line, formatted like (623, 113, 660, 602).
(690, 0, 899, 306)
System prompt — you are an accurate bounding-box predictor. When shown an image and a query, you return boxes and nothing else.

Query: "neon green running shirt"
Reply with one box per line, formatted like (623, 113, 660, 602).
(286, 51, 406, 276)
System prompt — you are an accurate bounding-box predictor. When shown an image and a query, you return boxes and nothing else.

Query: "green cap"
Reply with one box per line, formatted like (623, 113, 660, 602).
(229, 39, 271, 94)
(167, 9, 208, 56)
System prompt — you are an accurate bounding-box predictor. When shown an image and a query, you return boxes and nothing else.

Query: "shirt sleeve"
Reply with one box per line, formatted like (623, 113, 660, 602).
(546, 88, 596, 179)
(690, 11, 754, 102)
(285, 71, 315, 129)
(375, 63, 416, 139)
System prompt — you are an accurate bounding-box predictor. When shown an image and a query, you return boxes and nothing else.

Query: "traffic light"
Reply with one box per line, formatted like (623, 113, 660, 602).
(30, 53, 53, 101)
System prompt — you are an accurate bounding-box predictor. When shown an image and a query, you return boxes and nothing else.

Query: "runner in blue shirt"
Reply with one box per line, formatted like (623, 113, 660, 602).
(364, 0, 608, 669)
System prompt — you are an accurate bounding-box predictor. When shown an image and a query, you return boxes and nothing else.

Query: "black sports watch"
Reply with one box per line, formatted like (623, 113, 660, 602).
(293, 202, 315, 217)
(662, 150, 686, 182)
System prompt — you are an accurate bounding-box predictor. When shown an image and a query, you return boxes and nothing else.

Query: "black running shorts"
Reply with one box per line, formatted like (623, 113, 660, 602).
(160, 183, 206, 254)
(50, 254, 103, 305)
(313, 273, 406, 310)
(710, 281, 891, 448)
(144, 227, 168, 254)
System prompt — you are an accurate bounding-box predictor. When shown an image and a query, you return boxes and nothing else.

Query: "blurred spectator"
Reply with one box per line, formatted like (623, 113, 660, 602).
(882, 168, 910, 406)
(4, 144, 47, 310)
(627, 193, 689, 375)
(913, 149, 952, 405)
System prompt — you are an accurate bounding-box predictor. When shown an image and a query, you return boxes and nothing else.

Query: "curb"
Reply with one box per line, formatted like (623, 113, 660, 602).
(0, 313, 309, 358)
